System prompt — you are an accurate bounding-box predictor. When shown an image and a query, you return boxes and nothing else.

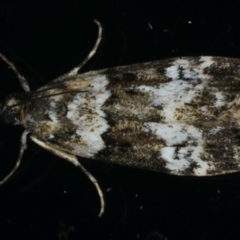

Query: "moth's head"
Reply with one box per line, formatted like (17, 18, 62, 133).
(0, 93, 27, 125)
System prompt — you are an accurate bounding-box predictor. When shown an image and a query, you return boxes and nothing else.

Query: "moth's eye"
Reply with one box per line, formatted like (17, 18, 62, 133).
(1, 111, 18, 125)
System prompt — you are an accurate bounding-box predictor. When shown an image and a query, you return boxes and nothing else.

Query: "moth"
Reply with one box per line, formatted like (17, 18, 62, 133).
(1, 20, 240, 216)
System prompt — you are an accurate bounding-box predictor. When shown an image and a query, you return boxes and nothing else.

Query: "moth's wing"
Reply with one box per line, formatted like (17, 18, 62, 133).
(29, 56, 240, 176)
(95, 56, 240, 176)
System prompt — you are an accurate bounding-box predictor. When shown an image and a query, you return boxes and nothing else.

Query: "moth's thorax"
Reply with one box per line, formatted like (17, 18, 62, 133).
(20, 75, 112, 158)
(25, 98, 67, 123)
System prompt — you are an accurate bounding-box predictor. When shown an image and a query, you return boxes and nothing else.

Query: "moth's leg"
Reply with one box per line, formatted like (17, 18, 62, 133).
(30, 136, 105, 217)
(0, 130, 29, 185)
(66, 19, 103, 77)
(0, 52, 30, 92)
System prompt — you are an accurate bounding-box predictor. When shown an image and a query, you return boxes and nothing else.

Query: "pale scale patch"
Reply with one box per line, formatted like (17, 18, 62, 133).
(142, 122, 214, 175)
(165, 56, 214, 80)
(27, 114, 36, 123)
(136, 57, 224, 121)
(213, 91, 225, 107)
(6, 97, 19, 107)
(66, 75, 111, 157)
(209, 126, 223, 135)
(137, 80, 205, 121)
(48, 134, 55, 139)
(48, 101, 59, 122)
(50, 94, 64, 102)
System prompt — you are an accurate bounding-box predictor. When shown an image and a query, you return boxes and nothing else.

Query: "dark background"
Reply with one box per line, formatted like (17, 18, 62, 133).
(0, 1, 240, 240)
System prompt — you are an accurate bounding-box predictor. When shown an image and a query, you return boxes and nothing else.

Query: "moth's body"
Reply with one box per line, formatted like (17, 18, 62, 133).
(3, 56, 240, 176)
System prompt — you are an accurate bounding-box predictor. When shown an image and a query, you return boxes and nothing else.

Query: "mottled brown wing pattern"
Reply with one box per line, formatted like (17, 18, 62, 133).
(20, 56, 240, 176)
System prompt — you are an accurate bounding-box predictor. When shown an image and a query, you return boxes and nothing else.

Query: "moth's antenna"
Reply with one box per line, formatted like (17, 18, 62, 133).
(0, 52, 30, 92)
(66, 19, 103, 77)
(0, 130, 29, 185)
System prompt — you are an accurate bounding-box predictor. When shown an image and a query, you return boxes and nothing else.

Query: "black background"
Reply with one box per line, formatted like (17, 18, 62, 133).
(0, 1, 240, 240)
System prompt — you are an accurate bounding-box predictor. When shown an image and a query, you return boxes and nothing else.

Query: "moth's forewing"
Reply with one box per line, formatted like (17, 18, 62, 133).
(13, 56, 240, 176)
